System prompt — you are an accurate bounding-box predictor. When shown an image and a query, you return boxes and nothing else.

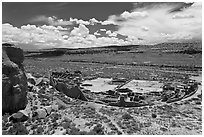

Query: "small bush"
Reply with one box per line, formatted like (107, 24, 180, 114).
(69, 127, 80, 135)
(122, 113, 133, 120)
(92, 124, 105, 135)
(151, 113, 157, 118)
(195, 101, 201, 105)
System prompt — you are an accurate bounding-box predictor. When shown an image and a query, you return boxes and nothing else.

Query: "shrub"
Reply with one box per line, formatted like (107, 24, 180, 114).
(195, 101, 201, 105)
(122, 113, 133, 120)
(151, 113, 157, 118)
(69, 127, 80, 135)
(92, 124, 105, 135)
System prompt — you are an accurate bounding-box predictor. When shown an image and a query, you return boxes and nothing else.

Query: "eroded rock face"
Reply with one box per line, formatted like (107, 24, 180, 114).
(2, 43, 28, 114)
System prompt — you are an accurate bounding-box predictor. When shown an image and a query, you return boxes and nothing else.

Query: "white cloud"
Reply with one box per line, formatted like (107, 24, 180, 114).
(31, 16, 92, 26)
(31, 15, 72, 26)
(141, 26, 149, 31)
(101, 21, 112, 25)
(86, 34, 97, 41)
(100, 29, 107, 31)
(63, 35, 69, 39)
(3, 23, 67, 49)
(161, 32, 193, 41)
(69, 18, 90, 25)
(96, 37, 128, 46)
(101, 18, 117, 25)
(94, 31, 101, 36)
(70, 24, 89, 37)
(47, 16, 72, 26)
(126, 35, 145, 45)
(89, 18, 100, 25)
(121, 11, 148, 19)
(172, 13, 194, 19)
(106, 30, 117, 37)
(62, 33, 128, 48)
(3, 23, 129, 49)
(3, 23, 28, 44)
(106, 2, 202, 44)
(101, 11, 148, 26)
(106, 30, 111, 35)
(4, 3, 201, 49)
(35, 15, 121, 27)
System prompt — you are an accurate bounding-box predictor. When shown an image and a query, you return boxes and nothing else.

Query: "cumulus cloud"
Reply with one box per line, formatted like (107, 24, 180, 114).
(70, 24, 89, 37)
(106, 30, 117, 37)
(61, 34, 129, 49)
(3, 23, 68, 49)
(31, 15, 118, 30)
(3, 2, 201, 49)
(94, 31, 101, 36)
(121, 11, 148, 19)
(97, 37, 127, 46)
(125, 35, 145, 45)
(31, 16, 93, 26)
(101, 19, 117, 25)
(172, 13, 194, 19)
(69, 18, 90, 25)
(2, 23, 129, 49)
(101, 15, 120, 25)
(31, 15, 72, 26)
(100, 29, 107, 31)
(69, 17, 117, 26)
(105, 2, 202, 44)
(89, 18, 100, 25)
(3, 23, 28, 44)
(141, 26, 149, 31)
(63, 35, 69, 39)
(161, 32, 193, 41)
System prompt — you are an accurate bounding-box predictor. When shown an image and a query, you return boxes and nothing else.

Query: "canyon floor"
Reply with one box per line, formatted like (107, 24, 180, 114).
(2, 42, 202, 135)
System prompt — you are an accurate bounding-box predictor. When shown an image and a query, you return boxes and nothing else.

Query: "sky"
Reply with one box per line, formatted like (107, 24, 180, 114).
(2, 2, 202, 49)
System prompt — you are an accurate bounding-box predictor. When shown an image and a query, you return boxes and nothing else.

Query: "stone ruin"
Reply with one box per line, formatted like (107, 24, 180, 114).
(49, 69, 199, 108)
(2, 43, 199, 115)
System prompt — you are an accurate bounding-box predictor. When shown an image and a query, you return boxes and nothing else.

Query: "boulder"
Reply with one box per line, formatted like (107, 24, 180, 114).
(44, 106, 52, 115)
(2, 43, 28, 114)
(9, 110, 29, 123)
(35, 77, 49, 86)
(55, 82, 88, 101)
(36, 108, 47, 119)
(51, 104, 59, 111)
(26, 73, 36, 85)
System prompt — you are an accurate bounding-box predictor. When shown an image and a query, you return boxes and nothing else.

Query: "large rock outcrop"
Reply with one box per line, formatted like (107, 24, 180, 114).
(55, 82, 88, 101)
(2, 43, 28, 114)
